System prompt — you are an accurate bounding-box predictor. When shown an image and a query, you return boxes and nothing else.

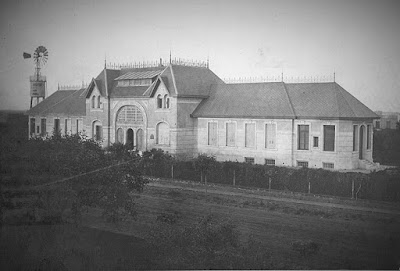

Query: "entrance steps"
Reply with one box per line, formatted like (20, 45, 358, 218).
(359, 159, 380, 170)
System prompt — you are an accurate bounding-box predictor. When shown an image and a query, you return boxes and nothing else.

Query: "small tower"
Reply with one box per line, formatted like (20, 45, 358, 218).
(23, 46, 48, 108)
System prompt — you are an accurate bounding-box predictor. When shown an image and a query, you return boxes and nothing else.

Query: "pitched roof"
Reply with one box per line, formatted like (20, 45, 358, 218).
(26, 88, 86, 117)
(192, 82, 378, 120)
(192, 82, 295, 119)
(170, 65, 225, 97)
(110, 85, 151, 98)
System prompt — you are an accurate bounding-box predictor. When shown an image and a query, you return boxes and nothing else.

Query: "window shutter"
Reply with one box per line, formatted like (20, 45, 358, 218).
(323, 125, 335, 151)
(266, 123, 276, 149)
(245, 123, 255, 147)
(208, 122, 218, 146)
(226, 123, 235, 146)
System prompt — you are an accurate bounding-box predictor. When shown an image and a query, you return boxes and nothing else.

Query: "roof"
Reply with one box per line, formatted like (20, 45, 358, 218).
(114, 70, 162, 80)
(192, 82, 295, 119)
(192, 82, 379, 120)
(26, 88, 86, 117)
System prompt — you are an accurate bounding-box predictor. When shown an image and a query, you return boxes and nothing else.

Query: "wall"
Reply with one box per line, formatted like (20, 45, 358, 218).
(197, 117, 375, 170)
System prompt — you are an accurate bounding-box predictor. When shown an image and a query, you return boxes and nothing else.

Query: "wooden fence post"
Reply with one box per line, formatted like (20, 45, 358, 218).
(308, 181, 311, 194)
(351, 179, 354, 199)
(233, 170, 236, 186)
(171, 164, 174, 179)
(269, 177, 271, 192)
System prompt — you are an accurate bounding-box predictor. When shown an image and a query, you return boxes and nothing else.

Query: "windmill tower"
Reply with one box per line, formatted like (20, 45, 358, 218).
(23, 46, 48, 108)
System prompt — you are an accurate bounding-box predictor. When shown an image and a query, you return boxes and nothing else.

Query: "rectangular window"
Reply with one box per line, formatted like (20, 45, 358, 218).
(208, 122, 218, 146)
(265, 159, 275, 166)
(95, 125, 102, 141)
(226, 123, 235, 147)
(298, 125, 309, 150)
(323, 162, 334, 169)
(367, 125, 371, 149)
(323, 125, 335, 151)
(386, 120, 391, 129)
(313, 137, 319, 148)
(54, 119, 60, 134)
(353, 125, 358, 151)
(265, 123, 276, 149)
(297, 161, 308, 168)
(65, 119, 68, 135)
(375, 121, 380, 129)
(36, 126, 40, 133)
(245, 157, 254, 164)
(41, 119, 46, 136)
(30, 118, 35, 136)
(245, 123, 255, 148)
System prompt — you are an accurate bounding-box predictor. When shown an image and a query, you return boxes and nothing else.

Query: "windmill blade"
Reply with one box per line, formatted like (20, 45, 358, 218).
(23, 52, 31, 59)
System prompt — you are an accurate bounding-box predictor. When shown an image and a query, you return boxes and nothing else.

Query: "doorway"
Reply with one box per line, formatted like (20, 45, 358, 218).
(127, 128, 134, 149)
(359, 125, 364, 159)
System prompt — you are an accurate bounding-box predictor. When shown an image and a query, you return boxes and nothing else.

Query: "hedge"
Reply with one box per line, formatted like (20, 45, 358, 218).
(142, 150, 400, 202)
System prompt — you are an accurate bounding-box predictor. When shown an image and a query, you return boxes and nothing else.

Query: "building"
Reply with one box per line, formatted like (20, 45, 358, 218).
(26, 59, 379, 170)
(373, 111, 399, 130)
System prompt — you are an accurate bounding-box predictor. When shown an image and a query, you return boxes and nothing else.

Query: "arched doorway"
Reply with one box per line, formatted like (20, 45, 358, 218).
(137, 129, 144, 151)
(156, 122, 170, 145)
(359, 125, 364, 159)
(116, 128, 124, 144)
(127, 128, 134, 149)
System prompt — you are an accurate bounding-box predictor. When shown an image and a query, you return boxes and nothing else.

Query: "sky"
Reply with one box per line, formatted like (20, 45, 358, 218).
(0, 0, 399, 112)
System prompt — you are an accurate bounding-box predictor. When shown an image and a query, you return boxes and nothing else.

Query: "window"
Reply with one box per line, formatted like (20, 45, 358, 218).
(117, 106, 144, 124)
(117, 128, 124, 143)
(353, 125, 358, 151)
(97, 96, 101, 108)
(297, 161, 308, 168)
(245, 157, 254, 164)
(92, 96, 96, 108)
(313, 137, 319, 148)
(226, 123, 236, 147)
(208, 122, 218, 146)
(41, 119, 46, 136)
(323, 125, 335, 151)
(30, 118, 35, 135)
(265, 159, 275, 166)
(36, 126, 40, 133)
(157, 94, 163, 108)
(245, 123, 255, 148)
(65, 119, 68, 135)
(375, 121, 380, 129)
(367, 125, 371, 149)
(298, 125, 309, 150)
(95, 125, 102, 141)
(265, 123, 276, 149)
(164, 95, 170, 109)
(54, 119, 60, 134)
(323, 162, 334, 169)
(386, 120, 391, 129)
(156, 122, 170, 145)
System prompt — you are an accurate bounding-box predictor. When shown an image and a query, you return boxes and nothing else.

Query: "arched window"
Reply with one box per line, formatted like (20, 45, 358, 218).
(164, 95, 170, 109)
(116, 128, 124, 143)
(156, 122, 169, 145)
(91, 96, 96, 108)
(92, 120, 102, 141)
(116, 105, 144, 124)
(157, 94, 163, 109)
(97, 96, 101, 108)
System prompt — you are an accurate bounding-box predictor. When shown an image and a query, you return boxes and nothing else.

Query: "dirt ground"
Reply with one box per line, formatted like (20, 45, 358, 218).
(79, 178, 400, 269)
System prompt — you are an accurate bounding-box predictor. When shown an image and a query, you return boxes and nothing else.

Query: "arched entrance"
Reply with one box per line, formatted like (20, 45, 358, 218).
(359, 125, 364, 159)
(115, 105, 146, 150)
(127, 128, 134, 149)
(137, 129, 144, 151)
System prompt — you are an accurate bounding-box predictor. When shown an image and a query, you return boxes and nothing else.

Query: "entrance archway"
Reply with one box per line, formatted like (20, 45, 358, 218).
(137, 129, 144, 151)
(359, 125, 364, 159)
(127, 128, 134, 149)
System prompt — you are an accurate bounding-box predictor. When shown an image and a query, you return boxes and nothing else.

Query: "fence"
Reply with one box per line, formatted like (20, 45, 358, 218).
(141, 157, 400, 202)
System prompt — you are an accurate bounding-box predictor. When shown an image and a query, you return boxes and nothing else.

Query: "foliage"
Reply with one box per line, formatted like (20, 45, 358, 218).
(148, 214, 271, 269)
(373, 129, 400, 166)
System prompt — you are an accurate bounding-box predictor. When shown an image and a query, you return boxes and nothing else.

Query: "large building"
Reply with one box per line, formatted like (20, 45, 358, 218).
(26, 59, 379, 170)
(373, 111, 399, 130)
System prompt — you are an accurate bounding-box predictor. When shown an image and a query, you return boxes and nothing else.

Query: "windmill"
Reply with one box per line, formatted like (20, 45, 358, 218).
(23, 46, 48, 108)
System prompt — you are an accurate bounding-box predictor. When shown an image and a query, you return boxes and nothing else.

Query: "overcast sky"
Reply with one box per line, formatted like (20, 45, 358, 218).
(0, 0, 399, 112)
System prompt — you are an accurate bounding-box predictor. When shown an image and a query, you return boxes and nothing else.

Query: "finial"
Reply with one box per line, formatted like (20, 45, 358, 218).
(281, 69, 284, 82)
(169, 50, 172, 64)
(104, 54, 107, 69)
(333, 70, 336, 82)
